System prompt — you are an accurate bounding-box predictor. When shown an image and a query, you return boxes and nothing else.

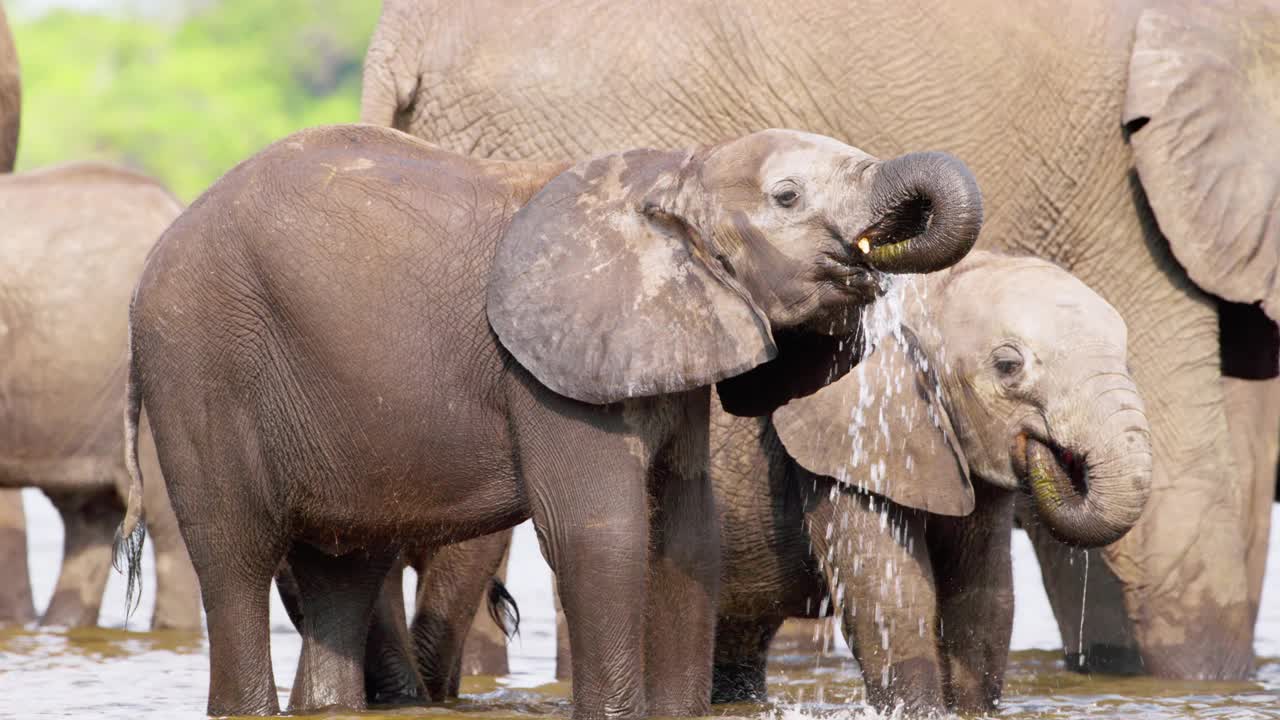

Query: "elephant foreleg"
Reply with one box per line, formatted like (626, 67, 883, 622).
(642, 429, 720, 717)
(1221, 375, 1280, 630)
(806, 485, 945, 714)
(926, 486, 1015, 712)
(41, 488, 121, 627)
(0, 489, 36, 624)
(519, 409, 654, 719)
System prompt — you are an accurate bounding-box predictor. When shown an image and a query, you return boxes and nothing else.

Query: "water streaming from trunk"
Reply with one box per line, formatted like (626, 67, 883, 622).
(1078, 550, 1089, 670)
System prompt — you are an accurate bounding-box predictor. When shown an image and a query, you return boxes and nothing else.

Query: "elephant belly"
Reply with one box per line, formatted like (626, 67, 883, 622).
(0, 453, 121, 493)
(278, 390, 531, 553)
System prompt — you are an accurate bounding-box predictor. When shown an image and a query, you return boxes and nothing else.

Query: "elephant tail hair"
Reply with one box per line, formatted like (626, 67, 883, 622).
(486, 577, 520, 639)
(112, 324, 147, 623)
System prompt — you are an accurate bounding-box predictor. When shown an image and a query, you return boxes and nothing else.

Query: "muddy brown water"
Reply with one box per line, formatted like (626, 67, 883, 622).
(2, 493, 1277, 719)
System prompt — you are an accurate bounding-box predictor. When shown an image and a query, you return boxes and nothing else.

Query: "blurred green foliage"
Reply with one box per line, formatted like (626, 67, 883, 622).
(12, 1, 381, 200)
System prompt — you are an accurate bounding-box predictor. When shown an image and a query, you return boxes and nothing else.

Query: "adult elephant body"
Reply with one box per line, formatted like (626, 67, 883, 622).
(0, 163, 201, 630)
(120, 124, 981, 717)
(363, 0, 1280, 679)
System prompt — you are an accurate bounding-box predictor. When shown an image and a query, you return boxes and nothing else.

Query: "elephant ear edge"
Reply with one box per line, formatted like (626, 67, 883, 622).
(1124, 3, 1280, 322)
(488, 149, 776, 405)
(771, 329, 974, 517)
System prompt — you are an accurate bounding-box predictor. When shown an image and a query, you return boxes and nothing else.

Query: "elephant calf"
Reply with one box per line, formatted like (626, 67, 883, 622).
(526, 250, 1150, 714)
(117, 125, 982, 717)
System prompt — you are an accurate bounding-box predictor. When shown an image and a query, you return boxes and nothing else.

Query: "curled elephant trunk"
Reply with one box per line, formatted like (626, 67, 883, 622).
(861, 151, 984, 274)
(1015, 403, 1152, 548)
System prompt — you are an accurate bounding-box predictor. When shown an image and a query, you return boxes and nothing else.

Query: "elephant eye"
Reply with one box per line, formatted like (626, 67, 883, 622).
(772, 188, 800, 208)
(992, 345, 1024, 377)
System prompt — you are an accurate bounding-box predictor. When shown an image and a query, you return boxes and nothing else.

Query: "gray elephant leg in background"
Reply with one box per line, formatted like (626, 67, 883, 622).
(553, 576, 570, 682)
(364, 560, 425, 704)
(1218, 301, 1280, 630)
(409, 529, 512, 699)
(806, 482, 945, 714)
(41, 488, 122, 627)
(0, 489, 35, 624)
(138, 417, 203, 631)
(286, 542, 400, 713)
(279, 556, 424, 707)
(710, 616, 784, 704)
(1017, 498, 1141, 674)
(1223, 376, 1280, 629)
(457, 535, 512, 678)
(926, 485, 1015, 712)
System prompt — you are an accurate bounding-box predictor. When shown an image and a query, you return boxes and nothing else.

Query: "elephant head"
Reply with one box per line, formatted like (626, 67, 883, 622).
(488, 130, 983, 413)
(774, 251, 1152, 547)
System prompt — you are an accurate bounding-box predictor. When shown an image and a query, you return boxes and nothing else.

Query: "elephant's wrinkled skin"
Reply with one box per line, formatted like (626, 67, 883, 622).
(0, 163, 201, 631)
(118, 124, 981, 717)
(494, 252, 1151, 713)
(362, 0, 1280, 679)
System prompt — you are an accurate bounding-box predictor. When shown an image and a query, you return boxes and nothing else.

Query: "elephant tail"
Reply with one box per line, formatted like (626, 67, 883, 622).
(112, 322, 147, 622)
(486, 577, 520, 639)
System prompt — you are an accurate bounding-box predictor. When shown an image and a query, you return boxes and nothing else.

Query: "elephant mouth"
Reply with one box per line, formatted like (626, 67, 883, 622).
(824, 262, 883, 305)
(856, 192, 934, 265)
(1013, 434, 1090, 501)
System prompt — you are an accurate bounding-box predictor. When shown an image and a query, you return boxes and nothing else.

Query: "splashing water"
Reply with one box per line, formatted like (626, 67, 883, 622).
(807, 275, 947, 666)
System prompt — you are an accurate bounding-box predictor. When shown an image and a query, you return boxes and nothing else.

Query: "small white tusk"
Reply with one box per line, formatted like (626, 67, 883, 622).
(857, 237, 871, 254)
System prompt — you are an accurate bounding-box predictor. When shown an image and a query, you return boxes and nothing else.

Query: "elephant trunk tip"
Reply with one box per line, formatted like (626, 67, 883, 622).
(1016, 434, 1148, 548)
(863, 151, 984, 275)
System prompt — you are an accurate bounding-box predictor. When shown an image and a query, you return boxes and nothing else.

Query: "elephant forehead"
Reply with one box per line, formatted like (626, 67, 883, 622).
(759, 141, 872, 186)
(707, 130, 870, 186)
(943, 261, 1127, 351)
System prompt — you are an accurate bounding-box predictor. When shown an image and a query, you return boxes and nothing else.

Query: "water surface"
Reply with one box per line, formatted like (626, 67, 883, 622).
(2, 492, 1277, 719)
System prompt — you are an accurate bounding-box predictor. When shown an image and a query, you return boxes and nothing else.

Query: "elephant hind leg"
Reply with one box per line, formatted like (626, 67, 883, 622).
(409, 529, 512, 700)
(138, 418, 202, 632)
(363, 559, 424, 705)
(0, 488, 36, 625)
(41, 487, 122, 628)
(285, 541, 399, 713)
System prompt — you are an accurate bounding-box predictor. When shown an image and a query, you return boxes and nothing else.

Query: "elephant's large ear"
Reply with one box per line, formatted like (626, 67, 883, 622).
(771, 329, 973, 516)
(488, 149, 775, 404)
(1124, 4, 1280, 321)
